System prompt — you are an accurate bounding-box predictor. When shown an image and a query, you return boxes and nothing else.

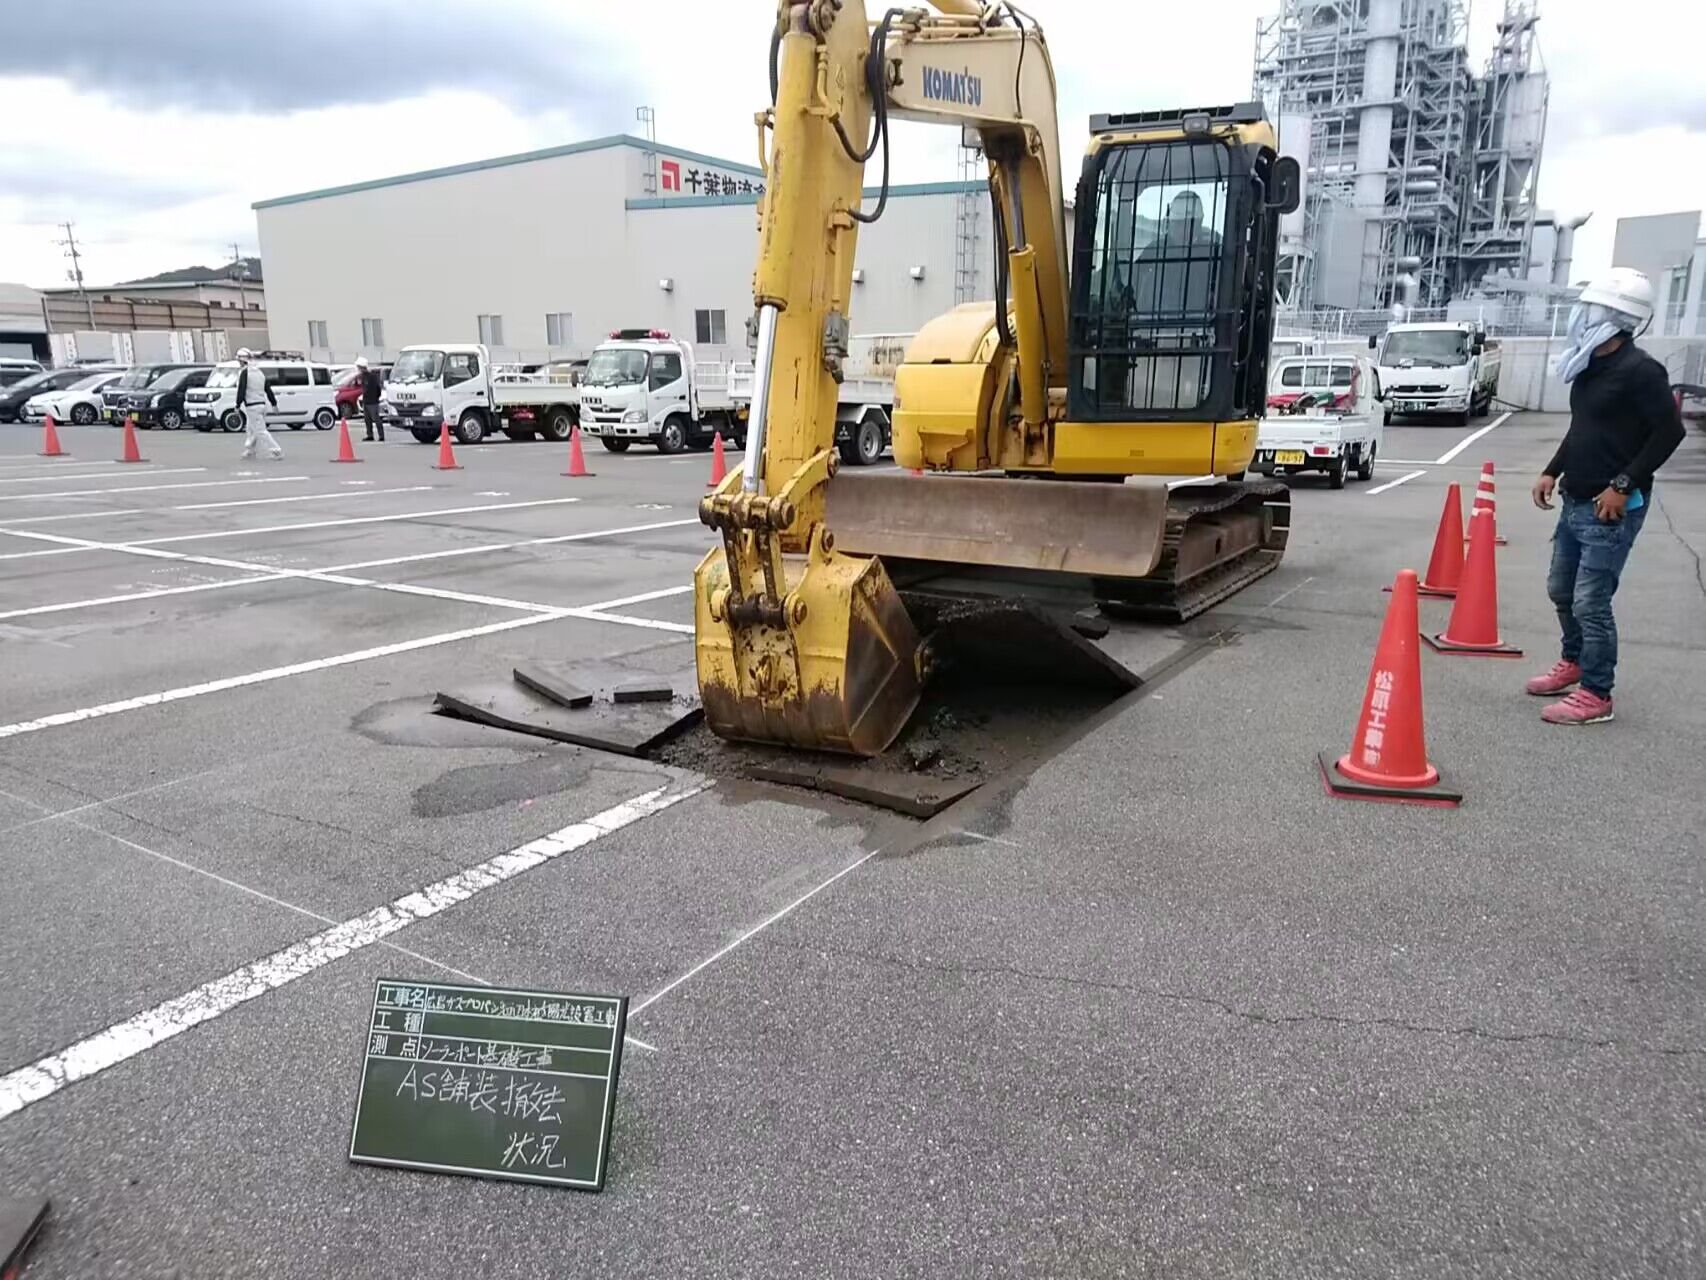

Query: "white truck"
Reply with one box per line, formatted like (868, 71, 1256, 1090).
(1253, 353, 1385, 489)
(576, 330, 745, 454)
(383, 343, 583, 445)
(728, 331, 905, 466)
(1370, 321, 1501, 426)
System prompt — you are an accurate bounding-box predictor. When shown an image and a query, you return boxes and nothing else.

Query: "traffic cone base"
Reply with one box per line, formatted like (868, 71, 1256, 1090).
(1319, 751, 1462, 807)
(432, 422, 462, 470)
(1422, 630, 1522, 658)
(332, 419, 362, 462)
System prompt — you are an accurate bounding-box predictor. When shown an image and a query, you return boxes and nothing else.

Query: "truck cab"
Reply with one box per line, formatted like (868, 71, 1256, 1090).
(1372, 322, 1500, 426)
(578, 330, 739, 454)
(384, 344, 496, 443)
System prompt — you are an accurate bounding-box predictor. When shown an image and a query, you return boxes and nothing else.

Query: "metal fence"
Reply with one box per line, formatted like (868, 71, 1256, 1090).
(1275, 305, 1579, 340)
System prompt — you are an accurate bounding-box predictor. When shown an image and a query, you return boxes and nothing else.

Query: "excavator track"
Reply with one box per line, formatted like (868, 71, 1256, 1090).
(1093, 480, 1291, 623)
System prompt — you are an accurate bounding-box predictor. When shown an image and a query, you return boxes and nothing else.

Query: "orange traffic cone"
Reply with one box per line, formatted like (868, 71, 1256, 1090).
(432, 421, 462, 470)
(563, 425, 592, 477)
(1320, 568, 1461, 806)
(38, 414, 67, 458)
(1418, 482, 1465, 597)
(1424, 508, 1522, 657)
(1469, 461, 1508, 545)
(706, 432, 727, 487)
(332, 418, 362, 462)
(118, 414, 147, 463)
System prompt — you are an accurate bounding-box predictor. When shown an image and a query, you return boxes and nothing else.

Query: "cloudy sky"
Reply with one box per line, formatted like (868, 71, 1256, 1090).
(1, 0, 1700, 291)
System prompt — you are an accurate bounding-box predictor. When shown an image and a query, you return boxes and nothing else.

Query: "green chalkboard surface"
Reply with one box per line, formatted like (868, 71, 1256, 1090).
(349, 979, 627, 1191)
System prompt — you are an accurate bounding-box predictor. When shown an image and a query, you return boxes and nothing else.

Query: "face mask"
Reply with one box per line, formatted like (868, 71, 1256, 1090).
(1554, 303, 1634, 383)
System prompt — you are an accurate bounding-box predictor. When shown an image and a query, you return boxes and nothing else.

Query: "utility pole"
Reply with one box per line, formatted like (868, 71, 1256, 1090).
(226, 242, 250, 310)
(55, 222, 94, 327)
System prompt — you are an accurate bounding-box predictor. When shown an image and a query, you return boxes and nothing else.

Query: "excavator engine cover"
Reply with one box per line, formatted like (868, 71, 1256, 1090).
(694, 543, 922, 757)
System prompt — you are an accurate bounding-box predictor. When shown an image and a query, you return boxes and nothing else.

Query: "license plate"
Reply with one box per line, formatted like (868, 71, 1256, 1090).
(189, 409, 210, 418)
(1275, 450, 1307, 465)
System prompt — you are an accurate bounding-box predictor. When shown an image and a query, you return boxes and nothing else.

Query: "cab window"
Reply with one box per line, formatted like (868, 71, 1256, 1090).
(445, 353, 479, 386)
(649, 352, 683, 390)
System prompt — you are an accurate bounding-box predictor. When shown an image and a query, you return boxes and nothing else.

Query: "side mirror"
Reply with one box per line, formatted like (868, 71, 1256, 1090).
(1368, 334, 1379, 351)
(1473, 337, 1486, 353)
(1270, 156, 1302, 214)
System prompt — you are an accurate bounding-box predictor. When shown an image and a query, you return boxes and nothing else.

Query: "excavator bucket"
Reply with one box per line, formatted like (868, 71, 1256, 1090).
(824, 471, 1170, 578)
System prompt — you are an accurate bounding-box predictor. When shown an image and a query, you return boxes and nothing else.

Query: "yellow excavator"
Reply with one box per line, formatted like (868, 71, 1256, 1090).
(696, 0, 1300, 756)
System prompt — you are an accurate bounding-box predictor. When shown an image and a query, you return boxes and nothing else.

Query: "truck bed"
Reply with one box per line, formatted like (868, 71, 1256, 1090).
(490, 376, 580, 409)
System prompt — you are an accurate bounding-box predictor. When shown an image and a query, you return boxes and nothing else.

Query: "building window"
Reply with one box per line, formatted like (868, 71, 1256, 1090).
(477, 314, 505, 345)
(694, 309, 726, 345)
(545, 312, 573, 346)
(360, 318, 385, 347)
(307, 320, 329, 348)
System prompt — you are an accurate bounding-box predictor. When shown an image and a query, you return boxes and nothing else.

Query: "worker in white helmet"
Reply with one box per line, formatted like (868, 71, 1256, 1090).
(234, 348, 282, 461)
(1528, 267, 1684, 724)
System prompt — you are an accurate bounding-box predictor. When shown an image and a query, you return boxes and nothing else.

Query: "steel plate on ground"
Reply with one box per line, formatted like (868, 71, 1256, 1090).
(826, 471, 1168, 579)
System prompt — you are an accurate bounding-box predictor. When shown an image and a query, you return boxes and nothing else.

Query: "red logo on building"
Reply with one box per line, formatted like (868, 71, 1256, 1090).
(660, 159, 681, 192)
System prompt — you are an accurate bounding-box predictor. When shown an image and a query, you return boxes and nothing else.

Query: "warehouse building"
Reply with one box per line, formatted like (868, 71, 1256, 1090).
(254, 134, 1007, 367)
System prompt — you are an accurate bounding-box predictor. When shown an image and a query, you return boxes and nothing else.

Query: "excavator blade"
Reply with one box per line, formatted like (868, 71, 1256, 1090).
(825, 471, 1170, 578)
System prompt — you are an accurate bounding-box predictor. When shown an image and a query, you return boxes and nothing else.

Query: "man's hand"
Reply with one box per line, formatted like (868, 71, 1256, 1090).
(1532, 474, 1556, 510)
(1594, 487, 1628, 522)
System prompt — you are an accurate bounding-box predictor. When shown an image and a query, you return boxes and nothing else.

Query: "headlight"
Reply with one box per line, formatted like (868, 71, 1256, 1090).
(622, 409, 647, 423)
(150, 394, 164, 406)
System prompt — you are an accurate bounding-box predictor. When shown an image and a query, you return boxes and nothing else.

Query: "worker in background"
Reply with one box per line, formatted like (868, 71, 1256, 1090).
(1529, 267, 1684, 725)
(356, 355, 385, 443)
(234, 348, 282, 460)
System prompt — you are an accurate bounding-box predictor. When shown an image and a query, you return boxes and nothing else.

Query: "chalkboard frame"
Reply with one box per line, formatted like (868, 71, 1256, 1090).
(347, 978, 629, 1192)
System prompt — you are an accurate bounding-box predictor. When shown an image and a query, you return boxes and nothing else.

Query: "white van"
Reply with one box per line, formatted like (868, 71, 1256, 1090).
(183, 359, 340, 433)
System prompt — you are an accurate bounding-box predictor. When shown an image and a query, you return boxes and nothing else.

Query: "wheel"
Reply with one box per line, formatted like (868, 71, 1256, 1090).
(600, 436, 631, 453)
(1356, 442, 1376, 482)
(313, 407, 336, 431)
(1383, 408, 1393, 427)
(411, 427, 438, 444)
(541, 408, 574, 442)
(1328, 458, 1347, 490)
(454, 412, 485, 445)
(850, 414, 884, 466)
(70, 403, 96, 425)
(221, 409, 244, 433)
(159, 408, 182, 430)
(657, 415, 687, 454)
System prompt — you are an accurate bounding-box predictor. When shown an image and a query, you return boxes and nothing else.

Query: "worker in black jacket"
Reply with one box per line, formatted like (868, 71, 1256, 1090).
(356, 356, 385, 443)
(1528, 268, 1685, 725)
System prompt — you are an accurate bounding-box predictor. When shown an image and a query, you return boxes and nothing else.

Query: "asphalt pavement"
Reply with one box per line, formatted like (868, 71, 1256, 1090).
(0, 413, 1701, 1278)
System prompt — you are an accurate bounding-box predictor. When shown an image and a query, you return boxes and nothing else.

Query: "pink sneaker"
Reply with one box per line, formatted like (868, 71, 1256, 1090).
(1525, 659, 1581, 696)
(1540, 688, 1614, 725)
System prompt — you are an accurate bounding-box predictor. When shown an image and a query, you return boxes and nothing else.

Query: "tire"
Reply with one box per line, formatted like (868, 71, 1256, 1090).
(600, 436, 631, 453)
(1457, 407, 1472, 427)
(454, 412, 485, 445)
(160, 408, 182, 430)
(1383, 408, 1393, 427)
(411, 427, 438, 444)
(70, 403, 96, 426)
(1356, 442, 1375, 482)
(1328, 458, 1347, 490)
(313, 407, 336, 431)
(541, 407, 574, 443)
(657, 415, 687, 454)
(850, 414, 884, 466)
(221, 409, 244, 433)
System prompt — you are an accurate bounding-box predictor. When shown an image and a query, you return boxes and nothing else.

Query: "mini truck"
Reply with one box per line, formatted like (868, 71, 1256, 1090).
(1254, 353, 1384, 488)
(1371, 320, 1501, 426)
(729, 332, 903, 466)
(577, 330, 744, 454)
(384, 343, 582, 445)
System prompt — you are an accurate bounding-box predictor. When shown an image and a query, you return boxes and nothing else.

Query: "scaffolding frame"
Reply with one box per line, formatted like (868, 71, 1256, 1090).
(1457, 0, 1548, 293)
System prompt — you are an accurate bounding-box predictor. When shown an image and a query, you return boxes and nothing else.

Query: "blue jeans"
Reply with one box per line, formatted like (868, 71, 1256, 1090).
(1547, 493, 1648, 697)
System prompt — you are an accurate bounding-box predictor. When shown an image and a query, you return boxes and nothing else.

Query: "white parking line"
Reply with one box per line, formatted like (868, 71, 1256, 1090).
(0, 784, 702, 1122)
(1367, 470, 1428, 495)
(175, 485, 434, 510)
(0, 476, 306, 503)
(0, 497, 585, 560)
(0, 508, 152, 525)
(0, 468, 208, 488)
(1434, 412, 1510, 465)
(0, 460, 125, 474)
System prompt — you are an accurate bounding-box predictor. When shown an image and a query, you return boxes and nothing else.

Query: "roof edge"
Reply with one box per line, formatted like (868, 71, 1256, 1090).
(625, 179, 986, 211)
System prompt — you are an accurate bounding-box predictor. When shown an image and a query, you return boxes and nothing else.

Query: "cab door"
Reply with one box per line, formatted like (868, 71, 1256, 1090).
(646, 349, 686, 426)
(442, 351, 487, 424)
(265, 365, 310, 421)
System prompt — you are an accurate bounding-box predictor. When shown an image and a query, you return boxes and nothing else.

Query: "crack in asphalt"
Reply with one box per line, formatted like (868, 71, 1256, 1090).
(1654, 490, 1706, 603)
(762, 938, 1705, 1059)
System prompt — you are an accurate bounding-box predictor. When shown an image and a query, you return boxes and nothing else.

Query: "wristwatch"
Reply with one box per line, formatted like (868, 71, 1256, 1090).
(1611, 474, 1634, 495)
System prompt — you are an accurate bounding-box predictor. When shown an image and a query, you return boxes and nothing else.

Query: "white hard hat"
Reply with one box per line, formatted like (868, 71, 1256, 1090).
(355, 355, 369, 367)
(236, 347, 253, 360)
(1577, 268, 1655, 331)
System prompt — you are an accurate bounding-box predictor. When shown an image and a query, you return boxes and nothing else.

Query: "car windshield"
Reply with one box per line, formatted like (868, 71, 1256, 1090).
(391, 350, 444, 383)
(159, 369, 200, 389)
(6, 371, 61, 396)
(116, 367, 161, 388)
(206, 366, 240, 388)
(69, 373, 115, 391)
(1383, 330, 1468, 366)
(584, 348, 648, 387)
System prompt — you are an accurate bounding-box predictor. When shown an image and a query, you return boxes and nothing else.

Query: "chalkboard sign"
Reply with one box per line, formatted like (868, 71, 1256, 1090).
(349, 979, 627, 1191)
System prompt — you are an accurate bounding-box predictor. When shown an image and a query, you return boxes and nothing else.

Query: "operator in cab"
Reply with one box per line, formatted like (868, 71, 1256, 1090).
(1528, 268, 1684, 725)
(1128, 190, 1223, 411)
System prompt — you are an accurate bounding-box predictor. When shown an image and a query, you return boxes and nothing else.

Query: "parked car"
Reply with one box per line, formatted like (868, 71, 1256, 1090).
(99, 363, 208, 424)
(23, 371, 126, 424)
(0, 358, 45, 387)
(334, 363, 391, 418)
(110, 366, 214, 430)
(184, 359, 341, 432)
(0, 366, 117, 422)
